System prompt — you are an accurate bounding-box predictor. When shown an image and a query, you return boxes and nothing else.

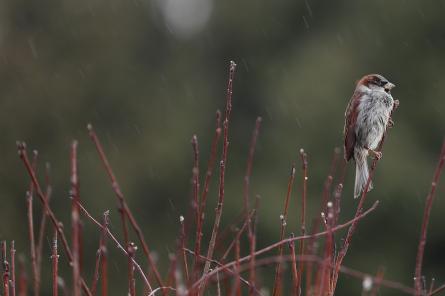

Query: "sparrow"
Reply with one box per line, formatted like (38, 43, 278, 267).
(343, 74, 398, 198)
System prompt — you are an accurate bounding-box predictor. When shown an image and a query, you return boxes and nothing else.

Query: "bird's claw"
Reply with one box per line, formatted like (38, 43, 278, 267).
(393, 99, 400, 110)
(388, 118, 394, 128)
(367, 149, 382, 160)
(373, 151, 382, 160)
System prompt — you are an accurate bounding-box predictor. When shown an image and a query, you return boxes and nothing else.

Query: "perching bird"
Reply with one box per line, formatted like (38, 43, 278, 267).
(343, 74, 398, 198)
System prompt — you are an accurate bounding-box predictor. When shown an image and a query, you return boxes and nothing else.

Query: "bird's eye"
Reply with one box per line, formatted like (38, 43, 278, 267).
(380, 80, 388, 86)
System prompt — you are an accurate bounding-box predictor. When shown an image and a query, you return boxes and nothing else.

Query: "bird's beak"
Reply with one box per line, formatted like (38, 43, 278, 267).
(384, 82, 395, 92)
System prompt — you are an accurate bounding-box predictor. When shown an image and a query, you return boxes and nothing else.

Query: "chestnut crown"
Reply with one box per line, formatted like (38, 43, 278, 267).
(358, 74, 395, 93)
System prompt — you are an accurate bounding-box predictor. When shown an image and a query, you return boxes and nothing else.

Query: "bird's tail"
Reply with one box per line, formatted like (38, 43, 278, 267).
(354, 148, 373, 198)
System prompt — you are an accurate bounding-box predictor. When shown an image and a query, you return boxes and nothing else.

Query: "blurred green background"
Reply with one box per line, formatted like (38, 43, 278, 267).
(0, 0, 444, 294)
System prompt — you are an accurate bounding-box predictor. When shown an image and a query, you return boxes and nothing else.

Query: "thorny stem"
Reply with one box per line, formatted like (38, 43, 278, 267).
(17, 143, 93, 296)
(199, 60, 237, 295)
(87, 125, 164, 292)
(414, 139, 445, 295)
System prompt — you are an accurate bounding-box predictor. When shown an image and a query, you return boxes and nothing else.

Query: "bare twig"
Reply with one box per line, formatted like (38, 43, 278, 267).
(51, 230, 58, 296)
(179, 216, 189, 281)
(272, 164, 296, 296)
(73, 201, 153, 292)
(200, 60, 237, 294)
(297, 149, 308, 293)
(26, 192, 39, 296)
(370, 266, 385, 296)
(71, 140, 81, 296)
(191, 134, 202, 278)
(91, 213, 109, 296)
(289, 235, 299, 296)
(194, 111, 222, 273)
(17, 256, 27, 296)
(18, 143, 92, 296)
(232, 231, 242, 296)
(10, 241, 16, 296)
(414, 139, 445, 295)
(2, 241, 10, 296)
(36, 162, 52, 284)
(87, 125, 164, 291)
(192, 200, 380, 291)
(244, 117, 262, 295)
(429, 282, 445, 296)
(128, 243, 137, 296)
(101, 245, 108, 296)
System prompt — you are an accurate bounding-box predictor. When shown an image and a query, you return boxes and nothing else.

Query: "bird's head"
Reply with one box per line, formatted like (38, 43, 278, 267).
(358, 74, 395, 94)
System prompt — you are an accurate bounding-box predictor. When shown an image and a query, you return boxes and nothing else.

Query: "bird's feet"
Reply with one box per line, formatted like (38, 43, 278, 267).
(388, 118, 395, 128)
(367, 148, 382, 160)
(393, 99, 400, 110)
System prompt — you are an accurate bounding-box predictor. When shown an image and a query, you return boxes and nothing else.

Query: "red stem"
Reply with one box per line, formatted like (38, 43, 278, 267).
(232, 232, 242, 296)
(191, 200, 379, 291)
(74, 202, 153, 292)
(414, 139, 445, 295)
(191, 135, 201, 279)
(297, 149, 308, 293)
(87, 125, 164, 291)
(91, 213, 109, 296)
(199, 61, 237, 295)
(10, 241, 16, 296)
(289, 235, 299, 296)
(244, 118, 262, 295)
(194, 111, 222, 271)
(26, 193, 39, 296)
(51, 230, 58, 296)
(2, 241, 10, 296)
(101, 247, 108, 296)
(370, 266, 385, 296)
(128, 243, 137, 296)
(17, 143, 92, 296)
(71, 140, 81, 296)
(36, 162, 52, 284)
(272, 164, 296, 296)
(18, 257, 27, 296)
(179, 216, 189, 281)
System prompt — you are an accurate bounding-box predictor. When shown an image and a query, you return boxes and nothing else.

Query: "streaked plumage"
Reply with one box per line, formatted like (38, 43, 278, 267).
(344, 74, 396, 198)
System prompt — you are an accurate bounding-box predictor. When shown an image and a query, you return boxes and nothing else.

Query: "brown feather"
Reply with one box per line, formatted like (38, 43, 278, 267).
(343, 91, 361, 161)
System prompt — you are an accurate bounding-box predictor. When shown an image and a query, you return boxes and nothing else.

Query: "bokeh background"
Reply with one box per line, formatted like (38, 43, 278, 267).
(0, 0, 444, 294)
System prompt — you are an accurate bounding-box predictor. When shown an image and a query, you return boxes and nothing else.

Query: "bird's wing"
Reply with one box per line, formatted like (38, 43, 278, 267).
(343, 91, 361, 161)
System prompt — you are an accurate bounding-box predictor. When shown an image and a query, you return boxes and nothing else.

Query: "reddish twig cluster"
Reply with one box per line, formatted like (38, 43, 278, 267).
(3, 61, 443, 296)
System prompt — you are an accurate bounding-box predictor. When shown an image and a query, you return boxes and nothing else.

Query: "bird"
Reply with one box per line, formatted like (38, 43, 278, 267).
(343, 74, 398, 198)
